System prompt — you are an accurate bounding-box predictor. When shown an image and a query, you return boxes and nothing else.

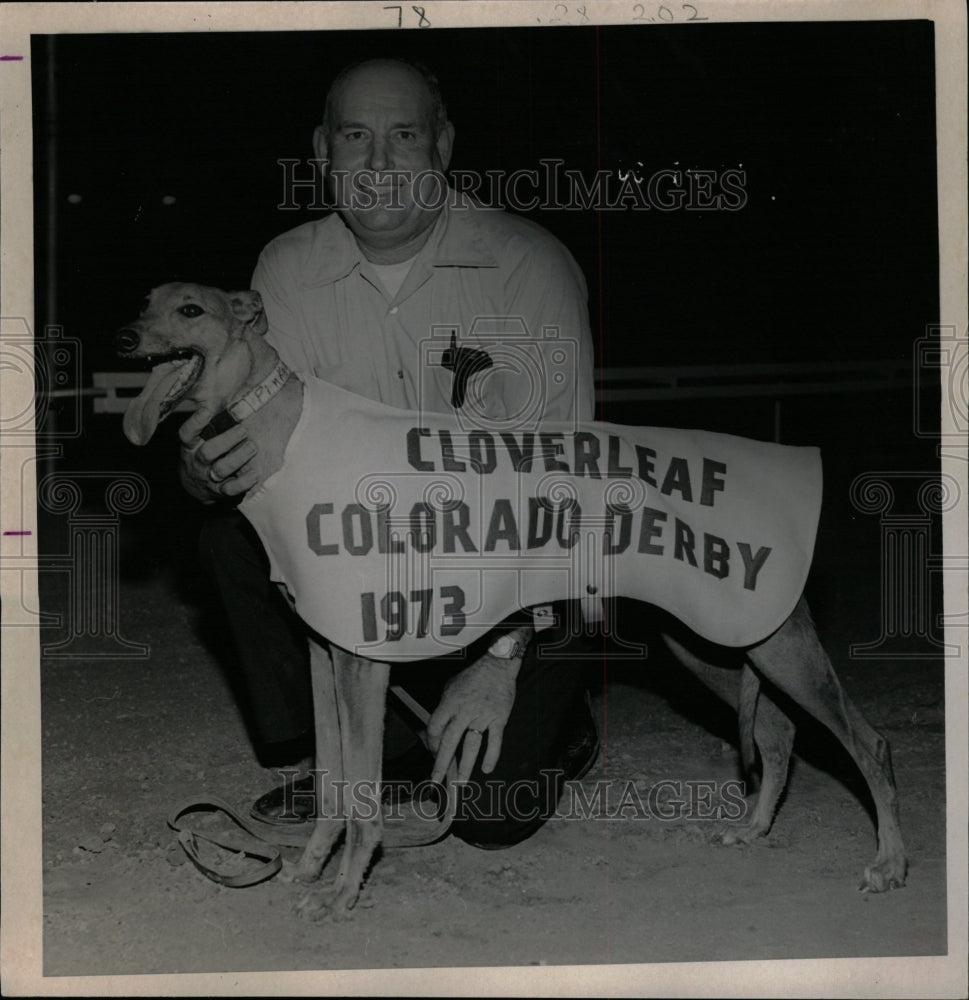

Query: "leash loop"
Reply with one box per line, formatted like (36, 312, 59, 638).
(167, 795, 283, 888)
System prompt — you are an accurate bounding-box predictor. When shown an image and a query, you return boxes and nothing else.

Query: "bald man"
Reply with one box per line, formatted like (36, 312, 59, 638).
(184, 59, 598, 847)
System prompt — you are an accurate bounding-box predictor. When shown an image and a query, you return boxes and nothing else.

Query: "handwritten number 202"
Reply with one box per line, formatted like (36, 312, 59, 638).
(383, 5, 431, 27)
(633, 3, 708, 19)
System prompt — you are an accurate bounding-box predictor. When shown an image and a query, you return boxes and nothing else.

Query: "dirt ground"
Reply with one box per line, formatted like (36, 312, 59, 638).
(38, 559, 947, 978)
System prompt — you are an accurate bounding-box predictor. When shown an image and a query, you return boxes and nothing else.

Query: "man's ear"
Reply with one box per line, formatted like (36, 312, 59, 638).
(436, 121, 455, 172)
(313, 125, 329, 170)
(228, 291, 267, 334)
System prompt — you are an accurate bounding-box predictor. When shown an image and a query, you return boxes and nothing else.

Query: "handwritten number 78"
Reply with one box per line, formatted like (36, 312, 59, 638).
(383, 5, 431, 27)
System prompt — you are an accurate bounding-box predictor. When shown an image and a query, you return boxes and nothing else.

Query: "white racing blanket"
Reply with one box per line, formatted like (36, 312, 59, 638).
(241, 378, 822, 661)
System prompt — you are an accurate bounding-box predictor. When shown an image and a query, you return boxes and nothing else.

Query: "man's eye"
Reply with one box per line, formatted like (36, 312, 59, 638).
(343, 130, 366, 141)
(396, 131, 417, 142)
(178, 304, 204, 318)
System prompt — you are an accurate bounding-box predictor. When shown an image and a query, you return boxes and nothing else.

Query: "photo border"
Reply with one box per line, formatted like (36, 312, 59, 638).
(2, 2, 966, 996)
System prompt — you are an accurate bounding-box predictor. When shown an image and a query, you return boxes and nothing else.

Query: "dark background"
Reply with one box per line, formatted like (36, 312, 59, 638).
(33, 21, 938, 375)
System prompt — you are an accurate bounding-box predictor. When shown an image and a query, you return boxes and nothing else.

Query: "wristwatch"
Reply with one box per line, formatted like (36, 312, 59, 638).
(488, 634, 528, 659)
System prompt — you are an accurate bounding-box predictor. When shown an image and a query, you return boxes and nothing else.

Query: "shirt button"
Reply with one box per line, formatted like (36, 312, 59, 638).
(397, 370, 404, 379)
(389, 306, 399, 315)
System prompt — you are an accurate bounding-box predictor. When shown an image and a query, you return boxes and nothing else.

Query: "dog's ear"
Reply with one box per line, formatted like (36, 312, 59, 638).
(228, 291, 268, 335)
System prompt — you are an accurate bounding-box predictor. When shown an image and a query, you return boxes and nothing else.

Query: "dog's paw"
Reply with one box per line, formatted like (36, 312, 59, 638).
(858, 856, 908, 893)
(295, 888, 332, 922)
(295, 883, 361, 921)
(325, 885, 362, 918)
(277, 859, 302, 883)
(279, 856, 326, 885)
(718, 821, 768, 847)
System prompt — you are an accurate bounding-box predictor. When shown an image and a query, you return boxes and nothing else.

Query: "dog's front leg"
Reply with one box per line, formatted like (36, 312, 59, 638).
(293, 638, 346, 917)
(300, 646, 390, 918)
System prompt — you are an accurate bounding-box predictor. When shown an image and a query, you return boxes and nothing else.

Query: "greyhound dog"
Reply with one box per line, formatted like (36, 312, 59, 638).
(118, 283, 907, 917)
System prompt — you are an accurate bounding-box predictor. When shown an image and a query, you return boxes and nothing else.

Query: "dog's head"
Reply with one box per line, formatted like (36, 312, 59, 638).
(117, 282, 267, 445)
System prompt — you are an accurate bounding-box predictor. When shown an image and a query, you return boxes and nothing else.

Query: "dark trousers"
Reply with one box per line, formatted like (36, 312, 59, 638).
(198, 509, 592, 846)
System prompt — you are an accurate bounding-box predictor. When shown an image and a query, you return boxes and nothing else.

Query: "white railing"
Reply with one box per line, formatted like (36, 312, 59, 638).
(595, 359, 911, 403)
(45, 359, 913, 417)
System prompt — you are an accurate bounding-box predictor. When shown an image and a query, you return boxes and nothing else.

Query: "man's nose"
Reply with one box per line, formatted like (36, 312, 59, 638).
(366, 136, 392, 172)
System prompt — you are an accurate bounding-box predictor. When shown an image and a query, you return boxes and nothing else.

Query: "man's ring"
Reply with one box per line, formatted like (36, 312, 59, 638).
(467, 727, 482, 735)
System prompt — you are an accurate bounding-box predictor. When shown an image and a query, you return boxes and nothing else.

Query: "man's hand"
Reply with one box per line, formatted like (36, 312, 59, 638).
(426, 648, 522, 784)
(179, 419, 260, 503)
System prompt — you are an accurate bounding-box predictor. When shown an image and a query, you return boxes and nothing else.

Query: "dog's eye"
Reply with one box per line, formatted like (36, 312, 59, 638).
(178, 304, 204, 318)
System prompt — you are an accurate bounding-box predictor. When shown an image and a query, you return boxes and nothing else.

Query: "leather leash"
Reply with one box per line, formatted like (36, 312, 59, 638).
(167, 796, 283, 888)
(168, 686, 457, 886)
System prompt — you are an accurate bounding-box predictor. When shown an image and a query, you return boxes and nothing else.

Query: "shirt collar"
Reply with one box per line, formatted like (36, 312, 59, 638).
(308, 192, 498, 287)
(427, 193, 499, 268)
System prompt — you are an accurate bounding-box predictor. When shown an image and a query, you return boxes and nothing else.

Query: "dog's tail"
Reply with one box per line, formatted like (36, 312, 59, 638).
(738, 663, 760, 780)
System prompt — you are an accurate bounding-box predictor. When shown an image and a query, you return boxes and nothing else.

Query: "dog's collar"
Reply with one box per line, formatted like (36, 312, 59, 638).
(198, 359, 292, 441)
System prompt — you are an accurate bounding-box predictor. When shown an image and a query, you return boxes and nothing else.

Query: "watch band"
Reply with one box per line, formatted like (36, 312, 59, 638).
(489, 634, 528, 659)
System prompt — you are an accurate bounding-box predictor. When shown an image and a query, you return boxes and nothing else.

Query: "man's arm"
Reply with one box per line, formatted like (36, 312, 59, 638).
(426, 634, 529, 784)
(500, 233, 596, 424)
(250, 243, 314, 374)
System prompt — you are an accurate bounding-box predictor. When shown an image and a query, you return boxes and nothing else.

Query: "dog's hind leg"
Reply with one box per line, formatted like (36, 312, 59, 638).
(722, 667, 796, 844)
(661, 634, 796, 844)
(746, 597, 907, 892)
(293, 638, 346, 896)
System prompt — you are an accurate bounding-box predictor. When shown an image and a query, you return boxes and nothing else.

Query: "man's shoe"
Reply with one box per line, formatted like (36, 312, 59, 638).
(249, 742, 439, 825)
(562, 690, 600, 783)
(250, 774, 316, 824)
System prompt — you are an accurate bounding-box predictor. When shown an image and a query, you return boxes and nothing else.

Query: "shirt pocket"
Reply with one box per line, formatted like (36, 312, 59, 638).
(312, 357, 380, 399)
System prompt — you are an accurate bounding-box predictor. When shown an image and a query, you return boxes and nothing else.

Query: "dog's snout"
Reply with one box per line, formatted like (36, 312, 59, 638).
(115, 328, 141, 354)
